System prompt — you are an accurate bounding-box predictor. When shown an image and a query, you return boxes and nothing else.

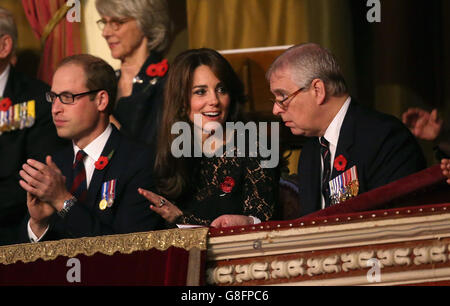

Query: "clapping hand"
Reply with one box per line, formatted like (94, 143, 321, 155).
(19, 156, 71, 210)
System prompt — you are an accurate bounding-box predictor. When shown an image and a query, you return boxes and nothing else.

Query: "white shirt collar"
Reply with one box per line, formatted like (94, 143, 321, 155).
(73, 124, 113, 163)
(0, 64, 11, 97)
(323, 96, 352, 147)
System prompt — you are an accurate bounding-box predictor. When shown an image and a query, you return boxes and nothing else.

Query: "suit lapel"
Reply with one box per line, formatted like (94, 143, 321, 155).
(86, 126, 121, 208)
(53, 146, 75, 191)
(310, 139, 322, 211)
(298, 138, 322, 215)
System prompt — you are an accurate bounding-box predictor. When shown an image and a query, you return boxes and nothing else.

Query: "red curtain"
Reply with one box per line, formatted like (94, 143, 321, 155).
(21, 0, 82, 84)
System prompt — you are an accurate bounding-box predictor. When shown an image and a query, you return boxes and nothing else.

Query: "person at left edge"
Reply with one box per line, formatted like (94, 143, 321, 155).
(0, 7, 68, 246)
(17, 54, 163, 243)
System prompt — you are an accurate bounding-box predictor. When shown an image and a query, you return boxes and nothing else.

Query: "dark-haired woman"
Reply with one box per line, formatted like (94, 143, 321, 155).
(139, 48, 279, 228)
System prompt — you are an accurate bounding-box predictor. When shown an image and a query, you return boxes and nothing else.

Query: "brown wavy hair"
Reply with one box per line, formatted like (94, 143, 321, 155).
(154, 48, 246, 199)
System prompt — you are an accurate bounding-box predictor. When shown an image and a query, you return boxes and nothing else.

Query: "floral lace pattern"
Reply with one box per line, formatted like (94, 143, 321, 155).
(177, 153, 277, 226)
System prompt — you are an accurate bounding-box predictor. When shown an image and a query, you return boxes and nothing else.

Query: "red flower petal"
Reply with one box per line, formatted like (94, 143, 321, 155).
(334, 155, 347, 172)
(220, 176, 235, 193)
(0, 98, 12, 112)
(146, 64, 158, 77)
(145, 59, 169, 77)
(95, 156, 109, 170)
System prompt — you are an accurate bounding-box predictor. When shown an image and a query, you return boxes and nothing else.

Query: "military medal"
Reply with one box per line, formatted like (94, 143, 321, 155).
(99, 179, 117, 210)
(8, 104, 15, 131)
(19, 102, 27, 130)
(99, 181, 109, 210)
(99, 199, 108, 210)
(107, 179, 116, 207)
(13, 104, 20, 129)
(0, 110, 5, 132)
(4, 106, 10, 132)
(26, 100, 36, 127)
(349, 166, 359, 197)
(328, 165, 360, 206)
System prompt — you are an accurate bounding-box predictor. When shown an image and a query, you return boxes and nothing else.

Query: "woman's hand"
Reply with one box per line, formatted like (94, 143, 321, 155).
(138, 188, 183, 223)
(210, 214, 254, 228)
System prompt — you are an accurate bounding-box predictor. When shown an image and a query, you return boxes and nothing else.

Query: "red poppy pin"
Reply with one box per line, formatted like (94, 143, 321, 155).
(0, 97, 12, 112)
(146, 59, 168, 77)
(220, 176, 235, 194)
(95, 150, 115, 170)
(334, 155, 347, 172)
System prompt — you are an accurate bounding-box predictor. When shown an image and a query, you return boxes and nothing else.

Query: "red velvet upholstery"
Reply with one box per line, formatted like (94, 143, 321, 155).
(0, 246, 195, 286)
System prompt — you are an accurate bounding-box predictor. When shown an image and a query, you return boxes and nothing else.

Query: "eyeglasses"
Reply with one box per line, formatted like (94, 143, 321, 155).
(270, 87, 305, 109)
(46, 89, 103, 105)
(96, 18, 133, 31)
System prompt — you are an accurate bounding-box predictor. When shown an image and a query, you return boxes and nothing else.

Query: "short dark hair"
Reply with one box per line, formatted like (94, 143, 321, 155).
(57, 54, 118, 114)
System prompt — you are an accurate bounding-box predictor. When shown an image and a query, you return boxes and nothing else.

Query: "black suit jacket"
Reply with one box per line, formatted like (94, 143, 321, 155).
(0, 67, 67, 245)
(18, 126, 163, 242)
(114, 53, 166, 148)
(297, 100, 427, 216)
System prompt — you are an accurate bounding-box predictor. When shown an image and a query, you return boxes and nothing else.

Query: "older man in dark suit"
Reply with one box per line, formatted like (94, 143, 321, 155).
(18, 54, 163, 243)
(268, 43, 426, 216)
(0, 7, 67, 245)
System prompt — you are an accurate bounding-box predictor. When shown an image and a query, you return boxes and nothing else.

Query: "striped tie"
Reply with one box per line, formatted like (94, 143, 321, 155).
(70, 150, 87, 202)
(320, 137, 331, 207)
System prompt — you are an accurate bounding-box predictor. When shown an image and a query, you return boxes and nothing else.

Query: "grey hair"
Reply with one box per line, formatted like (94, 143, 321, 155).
(0, 7, 18, 53)
(95, 0, 172, 54)
(266, 43, 348, 97)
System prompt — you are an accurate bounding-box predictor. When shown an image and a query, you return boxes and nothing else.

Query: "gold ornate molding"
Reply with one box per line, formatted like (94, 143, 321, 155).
(0, 227, 209, 266)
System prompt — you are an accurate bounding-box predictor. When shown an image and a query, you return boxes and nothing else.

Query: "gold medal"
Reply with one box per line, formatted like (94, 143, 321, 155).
(99, 199, 108, 210)
(351, 180, 359, 197)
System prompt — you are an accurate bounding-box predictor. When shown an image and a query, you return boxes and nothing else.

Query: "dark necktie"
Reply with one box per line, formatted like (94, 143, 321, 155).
(70, 150, 87, 202)
(320, 137, 331, 207)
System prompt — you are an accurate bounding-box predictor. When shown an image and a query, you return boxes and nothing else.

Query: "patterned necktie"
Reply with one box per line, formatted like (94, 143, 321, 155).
(320, 137, 331, 207)
(70, 150, 87, 202)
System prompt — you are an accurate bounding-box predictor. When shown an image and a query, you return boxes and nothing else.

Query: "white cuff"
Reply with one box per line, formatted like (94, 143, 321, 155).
(27, 219, 49, 243)
(249, 216, 261, 225)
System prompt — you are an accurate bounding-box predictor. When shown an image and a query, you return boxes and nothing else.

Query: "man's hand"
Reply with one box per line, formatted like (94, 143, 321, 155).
(19, 155, 71, 211)
(441, 159, 450, 185)
(402, 108, 443, 141)
(27, 192, 54, 239)
(210, 214, 254, 228)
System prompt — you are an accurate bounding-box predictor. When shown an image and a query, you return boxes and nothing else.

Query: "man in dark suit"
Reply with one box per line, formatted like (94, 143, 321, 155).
(0, 7, 67, 245)
(18, 54, 163, 242)
(267, 43, 426, 216)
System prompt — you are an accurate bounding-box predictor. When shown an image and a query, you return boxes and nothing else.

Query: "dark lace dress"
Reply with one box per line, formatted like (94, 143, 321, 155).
(175, 149, 279, 226)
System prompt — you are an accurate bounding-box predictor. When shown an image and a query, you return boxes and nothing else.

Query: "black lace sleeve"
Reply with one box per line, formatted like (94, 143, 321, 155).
(241, 157, 278, 221)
